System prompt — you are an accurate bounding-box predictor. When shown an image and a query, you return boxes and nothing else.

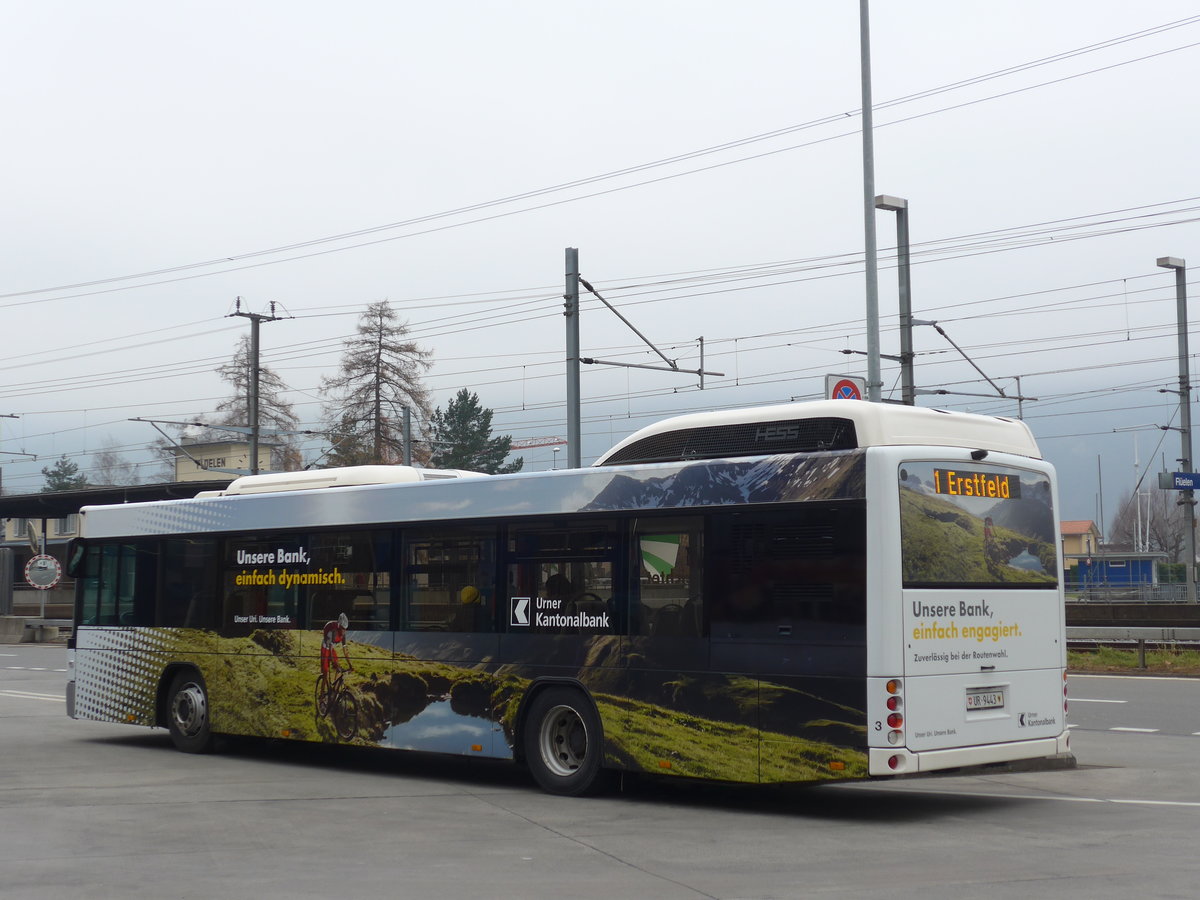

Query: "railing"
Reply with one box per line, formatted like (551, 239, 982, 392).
(1067, 626, 1200, 667)
(1066, 584, 1190, 604)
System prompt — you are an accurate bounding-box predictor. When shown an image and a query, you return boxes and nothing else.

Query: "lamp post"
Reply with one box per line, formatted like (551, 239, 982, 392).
(875, 195, 914, 405)
(1158, 256, 1196, 603)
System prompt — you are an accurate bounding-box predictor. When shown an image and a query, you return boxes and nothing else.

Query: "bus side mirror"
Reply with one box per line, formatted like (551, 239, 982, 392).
(65, 539, 88, 578)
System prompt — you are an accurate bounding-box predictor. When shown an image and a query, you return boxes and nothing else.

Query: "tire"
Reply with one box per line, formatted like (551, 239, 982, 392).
(166, 669, 214, 754)
(315, 674, 331, 717)
(335, 690, 359, 741)
(523, 686, 608, 796)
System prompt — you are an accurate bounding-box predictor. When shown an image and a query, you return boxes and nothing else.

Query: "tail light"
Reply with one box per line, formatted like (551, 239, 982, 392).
(885, 678, 904, 747)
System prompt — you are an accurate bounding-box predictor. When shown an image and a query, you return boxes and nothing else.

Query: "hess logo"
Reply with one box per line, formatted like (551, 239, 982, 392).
(754, 425, 799, 442)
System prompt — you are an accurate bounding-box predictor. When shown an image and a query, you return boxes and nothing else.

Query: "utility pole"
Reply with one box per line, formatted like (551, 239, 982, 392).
(1158, 257, 1196, 603)
(403, 407, 413, 466)
(859, 0, 882, 402)
(561, 249, 723, 468)
(228, 298, 283, 476)
(564, 248, 582, 468)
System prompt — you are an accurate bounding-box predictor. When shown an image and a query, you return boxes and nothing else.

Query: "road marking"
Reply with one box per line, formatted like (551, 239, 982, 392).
(839, 784, 1200, 808)
(1070, 698, 1127, 704)
(0, 690, 65, 703)
(1110, 727, 1159, 733)
(1108, 798, 1200, 807)
(1071, 673, 1200, 684)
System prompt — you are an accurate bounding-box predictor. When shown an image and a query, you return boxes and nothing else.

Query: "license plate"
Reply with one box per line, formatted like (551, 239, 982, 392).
(966, 689, 1004, 711)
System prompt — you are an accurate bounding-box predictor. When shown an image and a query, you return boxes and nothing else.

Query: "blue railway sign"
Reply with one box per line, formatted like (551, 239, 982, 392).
(1160, 471, 1200, 490)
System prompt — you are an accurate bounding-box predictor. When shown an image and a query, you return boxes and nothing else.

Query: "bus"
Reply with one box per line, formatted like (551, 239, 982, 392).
(66, 400, 1070, 795)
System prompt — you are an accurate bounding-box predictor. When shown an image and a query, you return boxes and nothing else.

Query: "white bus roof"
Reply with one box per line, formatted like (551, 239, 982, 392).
(594, 400, 1041, 465)
(201, 465, 486, 497)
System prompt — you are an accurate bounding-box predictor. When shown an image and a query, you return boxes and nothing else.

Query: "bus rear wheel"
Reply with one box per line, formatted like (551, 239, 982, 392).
(166, 670, 214, 754)
(523, 687, 608, 796)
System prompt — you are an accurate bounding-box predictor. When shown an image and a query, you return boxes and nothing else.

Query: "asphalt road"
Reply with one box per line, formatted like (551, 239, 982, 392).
(2, 643, 1198, 900)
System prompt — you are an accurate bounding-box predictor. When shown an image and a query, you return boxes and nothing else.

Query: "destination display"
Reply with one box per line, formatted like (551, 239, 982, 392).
(933, 468, 1020, 500)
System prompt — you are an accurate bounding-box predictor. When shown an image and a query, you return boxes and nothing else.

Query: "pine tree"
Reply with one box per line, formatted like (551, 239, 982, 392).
(429, 389, 523, 474)
(41, 455, 89, 492)
(320, 301, 432, 466)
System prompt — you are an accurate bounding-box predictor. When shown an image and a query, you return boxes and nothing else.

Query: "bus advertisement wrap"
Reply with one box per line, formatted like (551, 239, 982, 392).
(898, 461, 1060, 676)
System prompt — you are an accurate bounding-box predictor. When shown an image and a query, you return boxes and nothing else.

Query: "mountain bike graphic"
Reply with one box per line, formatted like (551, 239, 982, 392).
(314, 668, 359, 741)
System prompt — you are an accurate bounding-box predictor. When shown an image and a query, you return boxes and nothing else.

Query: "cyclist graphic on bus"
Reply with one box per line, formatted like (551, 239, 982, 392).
(316, 612, 358, 740)
(321, 612, 353, 680)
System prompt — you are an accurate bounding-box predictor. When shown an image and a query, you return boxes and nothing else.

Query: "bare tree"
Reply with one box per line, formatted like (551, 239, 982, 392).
(91, 439, 140, 485)
(146, 335, 303, 477)
(320, 301, 432, 466)
(1109, 487, 1188, 561)
(211, 334, 302, 471)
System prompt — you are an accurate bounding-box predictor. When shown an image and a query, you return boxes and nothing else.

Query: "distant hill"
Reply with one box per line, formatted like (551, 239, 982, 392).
(900, 488, 1056, 585)
(987, 495, 1054, 543)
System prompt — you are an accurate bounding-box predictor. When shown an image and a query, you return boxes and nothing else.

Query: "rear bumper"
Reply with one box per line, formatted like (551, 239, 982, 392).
(869, 732, 1071, 776)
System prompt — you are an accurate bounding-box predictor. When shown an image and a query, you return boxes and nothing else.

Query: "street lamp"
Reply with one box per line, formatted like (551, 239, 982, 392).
(1157, 256, 1196, 604)
(552, 446, 561, 471)
(875, 195, 914, 405)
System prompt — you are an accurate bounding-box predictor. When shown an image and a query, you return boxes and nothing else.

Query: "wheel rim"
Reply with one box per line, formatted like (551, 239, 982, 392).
(171, 682, 208, 738)
(537, 703, 588, 777)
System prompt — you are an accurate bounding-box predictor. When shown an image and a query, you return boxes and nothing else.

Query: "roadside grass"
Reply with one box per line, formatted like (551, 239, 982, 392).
(1069, 645, 1200, 676)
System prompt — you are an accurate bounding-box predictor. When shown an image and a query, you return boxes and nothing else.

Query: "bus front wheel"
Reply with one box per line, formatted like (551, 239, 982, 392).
(523, 687, 608, 796)
(166, 670, 214, 754)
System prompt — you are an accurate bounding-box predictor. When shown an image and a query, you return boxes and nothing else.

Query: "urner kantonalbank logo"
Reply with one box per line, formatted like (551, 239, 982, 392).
(509, 596, 610, 630)
(1019, 712, 1057, 728)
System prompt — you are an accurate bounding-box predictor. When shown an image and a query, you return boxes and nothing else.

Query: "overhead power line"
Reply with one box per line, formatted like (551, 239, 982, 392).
(2, 17, 1198, 310)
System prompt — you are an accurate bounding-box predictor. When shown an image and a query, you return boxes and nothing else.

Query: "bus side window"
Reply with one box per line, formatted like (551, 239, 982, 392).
(633, 518, 703, 638)
(709, 507, 866, 640)
(161, 538, 218, 628)
(127, 542, 158, 626)
(505, 521, 620, 635)
(307, 530, 391, 631)
(82, 542, 156, 627)
(404, 528, 497, 633)
(77, 545, 103, 626)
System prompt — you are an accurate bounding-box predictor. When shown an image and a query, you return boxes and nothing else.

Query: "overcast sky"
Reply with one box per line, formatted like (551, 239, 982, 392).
(3, 1, 1199, 531)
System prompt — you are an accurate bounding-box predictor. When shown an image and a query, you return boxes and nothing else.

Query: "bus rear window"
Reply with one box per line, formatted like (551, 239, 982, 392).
(899, 462, 1057, 588)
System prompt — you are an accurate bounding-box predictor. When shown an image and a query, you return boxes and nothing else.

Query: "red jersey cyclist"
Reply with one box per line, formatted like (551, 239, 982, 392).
(321, 612, 353, 682)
